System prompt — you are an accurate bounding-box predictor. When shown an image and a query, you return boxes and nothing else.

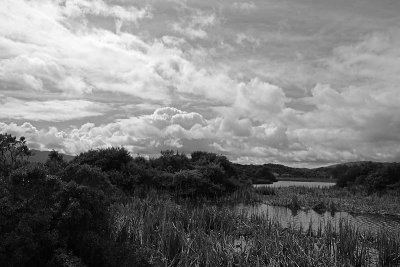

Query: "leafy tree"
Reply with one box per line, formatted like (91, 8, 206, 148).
(0, 133, 31, 176)
(254, 166, 277, 182)
(191, 151, 217, 164)
(151, 150, 190, 172)
(60, 164, 118, 197)
(45, 150, 67, 175)
(0, 164, 63, 266)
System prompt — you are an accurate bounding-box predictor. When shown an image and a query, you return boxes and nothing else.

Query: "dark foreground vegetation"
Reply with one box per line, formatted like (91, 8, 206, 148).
(1, 133, 400, 266)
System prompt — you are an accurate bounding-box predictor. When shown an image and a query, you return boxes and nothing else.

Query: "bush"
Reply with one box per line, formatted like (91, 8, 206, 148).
(335, 162, 400, 192)
(73, 147, 132, 172)
(60, 164, 115, 195)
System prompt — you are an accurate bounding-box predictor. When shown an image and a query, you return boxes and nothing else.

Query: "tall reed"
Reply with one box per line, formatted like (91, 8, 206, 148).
(109, 195, 400, 266)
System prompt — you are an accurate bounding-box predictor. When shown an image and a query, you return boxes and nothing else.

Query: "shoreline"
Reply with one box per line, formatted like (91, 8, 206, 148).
(275, 177, 336, 183)
(254, 186, 400, 217)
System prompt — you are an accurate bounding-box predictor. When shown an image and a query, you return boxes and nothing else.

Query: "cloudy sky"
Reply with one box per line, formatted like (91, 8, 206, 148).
(1, 0, 400, 167)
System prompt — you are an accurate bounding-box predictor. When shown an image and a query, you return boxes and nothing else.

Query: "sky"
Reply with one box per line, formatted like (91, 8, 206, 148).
(1, 0, 400, 167)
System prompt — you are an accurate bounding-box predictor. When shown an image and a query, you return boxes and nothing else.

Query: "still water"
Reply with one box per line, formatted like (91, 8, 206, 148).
(255, 180, 335, 188)
(246, 180, 399, 234)
(236, 203, 400, 234)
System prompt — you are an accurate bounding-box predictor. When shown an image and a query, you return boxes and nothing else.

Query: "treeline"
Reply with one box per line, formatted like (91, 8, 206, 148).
(0, 133, 276, 267)
(331, 161, 400, 192)
(265, 163, 331, 179)
(234, 164, 277, 184)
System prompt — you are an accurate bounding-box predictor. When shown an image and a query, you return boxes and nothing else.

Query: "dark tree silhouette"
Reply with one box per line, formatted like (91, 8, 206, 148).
(0, 133, 31, 176)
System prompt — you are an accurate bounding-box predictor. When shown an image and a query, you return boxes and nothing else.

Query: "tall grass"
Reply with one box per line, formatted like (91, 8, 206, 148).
(264, 186, 400, 215)
(109, 195, 400, 266)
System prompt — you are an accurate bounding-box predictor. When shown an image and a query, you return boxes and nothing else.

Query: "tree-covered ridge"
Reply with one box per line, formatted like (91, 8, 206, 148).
(267, 163, 331, 179)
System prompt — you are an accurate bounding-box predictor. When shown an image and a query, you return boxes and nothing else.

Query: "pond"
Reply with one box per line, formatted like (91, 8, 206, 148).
(236, 203, 400, 235)
(255, 180, 335, 188)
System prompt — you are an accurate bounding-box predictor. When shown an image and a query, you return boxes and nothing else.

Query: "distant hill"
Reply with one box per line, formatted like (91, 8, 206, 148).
(234, 164, 277, 184)
(28, 149, 74, 163)
(264, 163, 332, 180)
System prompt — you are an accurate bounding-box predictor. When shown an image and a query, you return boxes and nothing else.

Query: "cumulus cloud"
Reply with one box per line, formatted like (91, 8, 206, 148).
(232, 78, 287, 121)
(1, 102, 400, 166)
(0, 107, 213, 155)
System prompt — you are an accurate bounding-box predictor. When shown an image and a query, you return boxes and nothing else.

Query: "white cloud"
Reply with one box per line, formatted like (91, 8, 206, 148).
(0, 107, 215, 155)
(2, 102, 400, 165)
(0, 0, 235, 104)
(63, 0, 152, 24)
(1, 0, 400, 166)
(172, 11, 217, 40)
(232, 2, 256, 12)
(231, 78, 287, 121)
(0, 96, 110, 121)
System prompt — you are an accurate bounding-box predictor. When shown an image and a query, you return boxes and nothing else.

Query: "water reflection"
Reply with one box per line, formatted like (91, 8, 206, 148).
(255, 181, 335, 188)
(236, 203, 400, 234)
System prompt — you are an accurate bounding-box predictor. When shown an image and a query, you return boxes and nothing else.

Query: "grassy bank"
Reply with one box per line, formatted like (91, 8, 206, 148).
(256, 186, 400, 216)
(110, 194, 400, 266)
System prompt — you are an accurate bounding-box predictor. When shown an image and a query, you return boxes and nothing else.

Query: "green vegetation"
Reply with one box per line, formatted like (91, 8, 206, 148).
(263, 163, 331, 179)
(110, 196, 400, 266)
(331, 162, 400, 192)
(1, 133, 399, 266)
(258, 186, 400, 215)
(0, 133, 31, 177)
(0, 133, 277, 266)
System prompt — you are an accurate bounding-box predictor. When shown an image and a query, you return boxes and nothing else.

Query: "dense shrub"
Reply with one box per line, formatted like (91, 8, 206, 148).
(335, 162, 400, 192)
(60, 164, 113, 191)
(150, 150, 191, 172)
(234, 164, 277, 184)
(73, 147, 132, 172)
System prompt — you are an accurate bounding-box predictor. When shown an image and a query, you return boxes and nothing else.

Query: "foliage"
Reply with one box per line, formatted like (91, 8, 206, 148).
(235, 164, 277, 184)
(265, 163, 330, 179)
(0, 133, 31, 176)
(110, 195, 400, 267)
(72, 147, 132, 172)
(45, 150, 67, 175)
(0, 136, 258, 266)
(150, 150, 190, 172)
(2, 135, 399, 266)
(333, 161, 400, 192)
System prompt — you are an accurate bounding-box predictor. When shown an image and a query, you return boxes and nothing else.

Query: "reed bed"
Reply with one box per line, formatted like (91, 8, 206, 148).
(260, 186, 400, 215)
(109, 195, 400, 267)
